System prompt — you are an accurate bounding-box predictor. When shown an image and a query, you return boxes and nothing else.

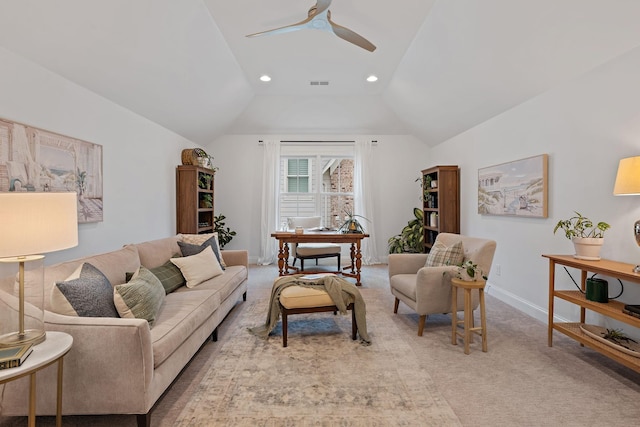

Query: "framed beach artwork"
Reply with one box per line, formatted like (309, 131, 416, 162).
(478, 154, 548, 218)
(0, 117, 103, 223)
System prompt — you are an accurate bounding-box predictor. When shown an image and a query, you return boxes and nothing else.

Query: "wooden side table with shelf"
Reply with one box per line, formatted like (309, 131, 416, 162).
(543, 254, 640, 372)
(0, 331, 73, 427)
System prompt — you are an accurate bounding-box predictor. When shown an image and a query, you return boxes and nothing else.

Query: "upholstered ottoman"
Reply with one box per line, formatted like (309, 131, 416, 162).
(278, 285, 356, 347)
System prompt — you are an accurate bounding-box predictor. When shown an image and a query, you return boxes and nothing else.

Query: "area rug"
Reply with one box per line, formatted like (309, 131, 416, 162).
(174, 288, 460, 426)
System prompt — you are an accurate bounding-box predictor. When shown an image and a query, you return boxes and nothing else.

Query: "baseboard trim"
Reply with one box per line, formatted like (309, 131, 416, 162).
(486, 282, 571, 324)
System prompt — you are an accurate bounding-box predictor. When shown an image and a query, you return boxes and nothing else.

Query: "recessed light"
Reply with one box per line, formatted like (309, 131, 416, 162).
(260, 75, 272, 82)
(366, 75, 378, 83)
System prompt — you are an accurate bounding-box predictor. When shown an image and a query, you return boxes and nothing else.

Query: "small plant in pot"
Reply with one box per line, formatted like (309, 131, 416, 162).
(337, 208, 369, 234)
(553, 211, 610, 260)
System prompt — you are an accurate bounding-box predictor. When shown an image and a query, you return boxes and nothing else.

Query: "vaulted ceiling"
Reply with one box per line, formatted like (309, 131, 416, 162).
(1, 1, 640, 146)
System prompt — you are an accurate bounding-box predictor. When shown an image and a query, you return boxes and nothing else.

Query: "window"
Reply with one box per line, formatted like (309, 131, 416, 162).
(279, 155, 354, 229)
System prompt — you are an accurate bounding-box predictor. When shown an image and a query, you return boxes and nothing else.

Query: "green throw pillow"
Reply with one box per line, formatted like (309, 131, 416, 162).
(425, 240, 464, 267)
(149, 257, 186, 294)
(114, 266, 165, 327)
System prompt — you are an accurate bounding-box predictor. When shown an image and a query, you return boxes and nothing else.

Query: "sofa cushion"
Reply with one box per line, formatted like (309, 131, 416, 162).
(425, 240, 464, 267)
(180, 233, 226, 268)
(50, 263, 119, 317)
(114, 266, 165, 326)
(174, 265, 247, 303)
(178, 236, 225, 270)
(19, 244, 141, 312)
(150, 289, 221, 368)
(133, 236, 182, 269)
(170, 246, 223, 288)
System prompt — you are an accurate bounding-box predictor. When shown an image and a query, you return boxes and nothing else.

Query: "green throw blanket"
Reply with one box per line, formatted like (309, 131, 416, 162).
(248, 274, 371, 345)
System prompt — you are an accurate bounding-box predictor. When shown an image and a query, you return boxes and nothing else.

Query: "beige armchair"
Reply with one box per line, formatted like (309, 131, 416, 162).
(287, 216, 341, 271)
(389, 233, 496, 336)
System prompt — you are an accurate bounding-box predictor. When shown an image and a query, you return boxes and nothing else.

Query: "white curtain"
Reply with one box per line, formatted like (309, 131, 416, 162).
(354, 140, 380, 264)
(257, 140, 281, 265)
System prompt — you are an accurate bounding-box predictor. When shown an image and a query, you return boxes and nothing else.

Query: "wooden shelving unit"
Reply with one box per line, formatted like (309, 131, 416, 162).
(176, 165, 215, 234)
(543, 254, 640, 373)
(421, 165, 460, 252)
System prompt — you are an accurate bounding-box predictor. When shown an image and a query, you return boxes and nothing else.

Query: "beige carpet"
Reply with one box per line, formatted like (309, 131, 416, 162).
(2, 264, 640, 426)
(174, 285, 460, 426)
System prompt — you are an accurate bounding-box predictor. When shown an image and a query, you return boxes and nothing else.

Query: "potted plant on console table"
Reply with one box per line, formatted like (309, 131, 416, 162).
(553, 211, 610, 260)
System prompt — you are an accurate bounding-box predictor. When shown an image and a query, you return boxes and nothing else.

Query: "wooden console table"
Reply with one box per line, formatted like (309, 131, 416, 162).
(271, 232, 369, 286)
(543, 254, 640, 372)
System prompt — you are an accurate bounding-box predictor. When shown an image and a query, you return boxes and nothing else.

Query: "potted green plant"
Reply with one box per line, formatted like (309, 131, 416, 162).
(388, 208, 424, 253)
(453, 260, 487, 281)
(553, 211, 610, 260)
(337, 208, 369, 234)
(200, 194, 213, 208)
(213, 214, 236, 248)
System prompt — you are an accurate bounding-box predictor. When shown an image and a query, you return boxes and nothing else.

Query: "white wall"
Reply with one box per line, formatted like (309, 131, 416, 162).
(207, 134, 429, 263)
(430, 45, 640, 330)
(0, 47, 198, 265)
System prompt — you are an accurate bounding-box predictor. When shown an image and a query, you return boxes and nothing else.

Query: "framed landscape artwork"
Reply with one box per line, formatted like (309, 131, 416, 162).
(0, 117, 103, 223)
(478, 154, 548, 218)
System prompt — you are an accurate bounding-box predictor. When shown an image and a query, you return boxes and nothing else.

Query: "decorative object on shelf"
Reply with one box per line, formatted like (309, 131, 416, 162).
(181, 148, 215, 170)
(213, 214, 237, 249)
(478, 154, 548, 217)
(553, 211, 610, 260)
(613, 155, 640, 272)
(0, 192, 78, 346)
(337, 208, 369, 234)
(200, 193, 213, 208)
(580, 325, 640, 358)
(388, 208, 424, 254)
(0, 117, 103, 223)
(429, 212, 438, 228)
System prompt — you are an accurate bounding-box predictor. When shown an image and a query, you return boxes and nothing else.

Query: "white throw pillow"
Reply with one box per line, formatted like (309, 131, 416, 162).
(170, 246, 223, 288)
(180, 232, 226, 267)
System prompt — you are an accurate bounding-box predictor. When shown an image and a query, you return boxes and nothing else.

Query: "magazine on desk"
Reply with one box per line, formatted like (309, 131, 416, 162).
(0, 343, 33, 370)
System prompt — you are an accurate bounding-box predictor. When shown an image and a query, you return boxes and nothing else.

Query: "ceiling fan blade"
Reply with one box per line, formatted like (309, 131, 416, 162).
(246, 16, 313, 38)
(315, 0, 332, 16)
(329, 20, 376, 52)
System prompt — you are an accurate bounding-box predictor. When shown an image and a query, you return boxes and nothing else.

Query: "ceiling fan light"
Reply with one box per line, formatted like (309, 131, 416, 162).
(259, 75, 272, 82)
(366, 75, 378, 83)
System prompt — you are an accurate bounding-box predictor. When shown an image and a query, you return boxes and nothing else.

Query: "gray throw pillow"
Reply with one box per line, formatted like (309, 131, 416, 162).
(51, 263, 119, 317)
(178, 236, 225, 270)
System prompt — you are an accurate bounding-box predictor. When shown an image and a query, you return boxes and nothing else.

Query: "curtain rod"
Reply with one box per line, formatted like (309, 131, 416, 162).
(258, 140, 378, 145)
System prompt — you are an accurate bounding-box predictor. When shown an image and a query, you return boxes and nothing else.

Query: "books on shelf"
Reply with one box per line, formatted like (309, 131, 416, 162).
(0, 343, 33, 370)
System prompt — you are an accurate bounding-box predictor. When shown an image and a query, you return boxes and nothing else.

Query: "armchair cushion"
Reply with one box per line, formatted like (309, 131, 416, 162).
(425, 240, 464, 267)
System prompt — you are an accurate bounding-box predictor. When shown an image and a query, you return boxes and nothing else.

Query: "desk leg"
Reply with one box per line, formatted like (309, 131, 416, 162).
(354, 240, 363, 286)
(28, 372, 36, 427)
(277, 240, 286, 276)
(548, 260, 555, 347)
(56, 356, 64, 427)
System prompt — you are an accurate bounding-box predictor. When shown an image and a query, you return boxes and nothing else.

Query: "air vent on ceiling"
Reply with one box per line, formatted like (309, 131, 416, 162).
(310, 81, 329, 86)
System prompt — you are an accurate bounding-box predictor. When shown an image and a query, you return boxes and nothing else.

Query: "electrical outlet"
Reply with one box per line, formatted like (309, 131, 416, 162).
(495, 264, 501, 276)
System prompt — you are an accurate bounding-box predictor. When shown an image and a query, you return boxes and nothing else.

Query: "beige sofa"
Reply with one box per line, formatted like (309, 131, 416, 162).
(0, 235, 248, 427)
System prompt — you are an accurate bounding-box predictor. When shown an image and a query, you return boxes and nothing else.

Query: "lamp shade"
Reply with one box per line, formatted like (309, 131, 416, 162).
(613, 156, 640, 195)
(0, 192, 78, 258)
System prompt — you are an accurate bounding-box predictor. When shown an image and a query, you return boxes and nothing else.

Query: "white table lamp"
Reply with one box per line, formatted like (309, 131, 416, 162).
(0, 192, 78, 346)
(613, 156, 640, 272)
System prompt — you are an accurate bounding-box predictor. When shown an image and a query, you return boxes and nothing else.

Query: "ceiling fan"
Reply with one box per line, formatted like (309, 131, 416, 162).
(246, 0, 376, 52)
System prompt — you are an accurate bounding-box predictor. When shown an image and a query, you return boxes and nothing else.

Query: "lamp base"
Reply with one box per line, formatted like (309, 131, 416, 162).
(0, 329, 46, 348)
(634, 265, 640, 274)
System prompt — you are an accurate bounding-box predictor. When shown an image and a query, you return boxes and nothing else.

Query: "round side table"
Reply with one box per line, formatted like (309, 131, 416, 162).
(0, 331, 73, 427)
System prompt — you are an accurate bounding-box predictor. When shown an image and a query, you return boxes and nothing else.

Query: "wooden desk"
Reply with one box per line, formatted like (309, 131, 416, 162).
(543, 254, 640, 373)
(0, 331, 73, 427)
(271, 231, 369, 285)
